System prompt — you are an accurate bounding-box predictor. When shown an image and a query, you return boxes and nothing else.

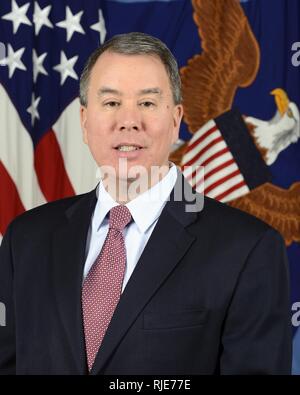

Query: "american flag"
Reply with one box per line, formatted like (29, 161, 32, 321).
(0, 0, 106, 242)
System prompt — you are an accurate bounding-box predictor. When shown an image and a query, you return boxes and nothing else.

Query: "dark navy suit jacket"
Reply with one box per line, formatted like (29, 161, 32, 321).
(0, 174, 292, 374)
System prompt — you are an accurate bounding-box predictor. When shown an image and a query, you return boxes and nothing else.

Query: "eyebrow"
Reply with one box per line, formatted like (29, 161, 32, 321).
(97, 87, 162, 97)
(138, 88, 162, 96)
(97, 87, 121, 96)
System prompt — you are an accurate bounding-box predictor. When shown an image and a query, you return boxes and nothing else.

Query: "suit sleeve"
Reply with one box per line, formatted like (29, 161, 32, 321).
(220, 228, 292, 375)
(0, 224, 16, 374)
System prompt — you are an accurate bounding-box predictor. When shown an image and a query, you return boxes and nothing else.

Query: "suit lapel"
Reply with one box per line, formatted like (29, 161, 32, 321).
(52, 190, 97, 374)
(91, 174, 200, 375)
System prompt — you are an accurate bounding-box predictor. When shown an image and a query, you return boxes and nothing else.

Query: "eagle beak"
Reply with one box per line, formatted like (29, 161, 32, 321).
(270, 88, 290, 116)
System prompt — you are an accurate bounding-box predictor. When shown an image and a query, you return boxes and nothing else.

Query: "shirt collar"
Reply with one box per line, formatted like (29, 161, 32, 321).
(93, 163, 178, 234)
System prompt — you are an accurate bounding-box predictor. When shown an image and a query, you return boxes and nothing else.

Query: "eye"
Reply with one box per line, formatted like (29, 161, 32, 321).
(104, 101, 120, 108)
(140, 101, 155, 108)
(287, 108, 294, 118)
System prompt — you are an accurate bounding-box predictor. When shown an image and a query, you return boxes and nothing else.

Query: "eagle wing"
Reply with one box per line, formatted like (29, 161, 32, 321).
(181, 0, 260, 133)
(229, 182, 300, 246)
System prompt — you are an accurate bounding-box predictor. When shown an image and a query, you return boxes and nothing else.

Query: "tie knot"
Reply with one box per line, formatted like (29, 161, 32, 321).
(109, 205, 132, 231)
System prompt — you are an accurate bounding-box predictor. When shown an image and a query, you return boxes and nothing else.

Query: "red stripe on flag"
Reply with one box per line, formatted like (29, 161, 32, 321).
(185, 125, 218, 153)
(34, 129, 75, 202)
(0, 161, 25, 235)
(188, 158, 235, 182)
(204, 159, 235, 180)
(186, 165, 204, 181)
(205, 169, 241, 194)
(194, 160, 235, 190)
(194, 176, 203, 190)
(214, 180, 247, 201)
(182, 136, 224, 167)
(201, 148, 230, 167)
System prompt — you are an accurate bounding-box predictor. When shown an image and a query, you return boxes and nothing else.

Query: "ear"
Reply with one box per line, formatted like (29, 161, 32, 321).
(172, 104, 183, 144)
(80, 105, 88, 145)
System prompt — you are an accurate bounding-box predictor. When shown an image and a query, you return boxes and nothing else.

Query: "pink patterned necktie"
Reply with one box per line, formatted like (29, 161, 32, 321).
(82, 205, 132, 371)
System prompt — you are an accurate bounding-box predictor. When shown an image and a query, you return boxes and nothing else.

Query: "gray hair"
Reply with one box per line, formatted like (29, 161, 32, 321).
(79, 32, 182, 106)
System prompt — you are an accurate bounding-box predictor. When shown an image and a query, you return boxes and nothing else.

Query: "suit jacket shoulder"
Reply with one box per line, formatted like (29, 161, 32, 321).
(6, 189, 97, 243)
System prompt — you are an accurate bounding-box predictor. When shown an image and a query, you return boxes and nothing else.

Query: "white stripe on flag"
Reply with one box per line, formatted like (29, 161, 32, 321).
(201, 152, 233, 174)
(220, 185, 250, 203)
(182, 129, 220, 165)
(52, 98, 98, 195)
(194, 140, 227, 166)
(0, 85, 46, 210)
(206, 174, 245, 199)
(182, 150, 233, 180)
(191, 167, 205, 187)
(204, 163, 239, 190)
(191, 166, 205, 193)
(186, 119, 216, 147)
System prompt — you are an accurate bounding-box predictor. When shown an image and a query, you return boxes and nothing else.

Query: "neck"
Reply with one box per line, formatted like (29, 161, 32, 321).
(101, 164, 171, 203)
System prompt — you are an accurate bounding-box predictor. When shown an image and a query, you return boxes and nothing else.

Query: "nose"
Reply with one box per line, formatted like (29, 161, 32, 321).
(116, 103, 142, 132)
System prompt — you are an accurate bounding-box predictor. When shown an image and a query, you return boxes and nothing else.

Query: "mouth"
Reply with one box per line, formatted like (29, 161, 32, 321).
(113, 143, 145, 160)
(114, 144, 144, 152)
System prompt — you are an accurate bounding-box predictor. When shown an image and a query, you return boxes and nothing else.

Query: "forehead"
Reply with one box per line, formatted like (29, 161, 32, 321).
(89, 51, 171, 90)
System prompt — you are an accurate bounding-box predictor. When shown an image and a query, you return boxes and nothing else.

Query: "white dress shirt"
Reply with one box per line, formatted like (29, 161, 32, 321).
(83, 164, 178, 292)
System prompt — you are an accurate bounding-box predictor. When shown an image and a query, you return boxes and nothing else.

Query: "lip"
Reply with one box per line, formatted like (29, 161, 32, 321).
(113, 143, 144, 149)
(113, 146, 145, 159)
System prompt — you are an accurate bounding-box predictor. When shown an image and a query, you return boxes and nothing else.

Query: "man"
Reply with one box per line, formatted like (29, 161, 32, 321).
(0, 32, 291, 375)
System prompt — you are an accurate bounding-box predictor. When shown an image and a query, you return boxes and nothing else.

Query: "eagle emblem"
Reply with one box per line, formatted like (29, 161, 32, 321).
(170, 0, 300, 246)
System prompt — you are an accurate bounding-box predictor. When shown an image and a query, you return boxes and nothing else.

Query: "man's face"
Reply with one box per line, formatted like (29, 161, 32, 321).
(80, 51, 183, 182)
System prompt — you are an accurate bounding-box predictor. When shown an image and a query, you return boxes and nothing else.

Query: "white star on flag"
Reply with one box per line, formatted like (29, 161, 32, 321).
(27, 94, 41, 126)
(1, 0, 31, 34)
(56, 6, 85, 42)
(33, 3, 53, 36)
(53, 51, 79, 85)
(0, 44, 26, 78)
(33, 50, 48, 83)
(90, 9, 107, 44)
